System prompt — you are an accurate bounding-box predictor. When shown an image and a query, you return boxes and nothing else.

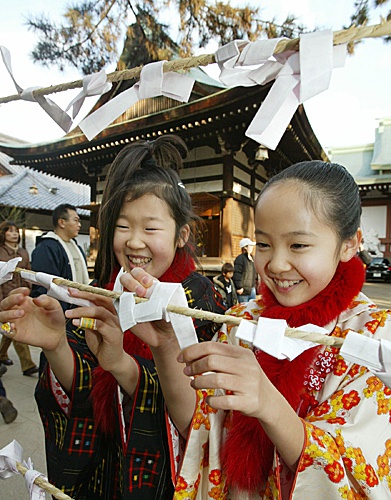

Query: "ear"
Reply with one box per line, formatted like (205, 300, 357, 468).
(177, 224, 190, 248)
(340, 228, 362, 262)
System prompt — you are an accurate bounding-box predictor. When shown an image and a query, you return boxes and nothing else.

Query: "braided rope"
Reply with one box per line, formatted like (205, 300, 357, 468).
(15, 267, 344, 347)
(14, 462, 73, 500)
(0, 19, 391, 105)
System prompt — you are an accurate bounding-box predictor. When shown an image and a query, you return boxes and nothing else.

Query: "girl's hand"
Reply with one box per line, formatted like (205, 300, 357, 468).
(119, 268, 178, 349)
(179, 342, 275, 422)
(0, 287, 67, 352)
(65, 288, 128, 372)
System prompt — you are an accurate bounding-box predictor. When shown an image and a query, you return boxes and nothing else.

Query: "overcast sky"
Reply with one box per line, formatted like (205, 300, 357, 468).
(0, 0, 390, 150)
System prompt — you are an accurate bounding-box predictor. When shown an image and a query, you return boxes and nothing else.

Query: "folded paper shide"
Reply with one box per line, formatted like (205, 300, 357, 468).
(0, 259, 390, 384)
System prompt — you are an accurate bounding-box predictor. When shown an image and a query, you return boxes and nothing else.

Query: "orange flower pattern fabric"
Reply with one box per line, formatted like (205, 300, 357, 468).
(174, 293, 391, 499)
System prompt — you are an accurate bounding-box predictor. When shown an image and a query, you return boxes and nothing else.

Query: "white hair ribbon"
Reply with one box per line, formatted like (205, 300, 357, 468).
(0, 46, 72, 133)
(79, 60, 195, 140)
(65, 69, 112, 119)
(0, 257, 22, 285)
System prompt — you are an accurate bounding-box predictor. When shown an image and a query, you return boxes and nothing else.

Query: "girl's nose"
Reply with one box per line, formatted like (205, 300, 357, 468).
(126, 235, 145, 249)
(267, 252, 291, 274)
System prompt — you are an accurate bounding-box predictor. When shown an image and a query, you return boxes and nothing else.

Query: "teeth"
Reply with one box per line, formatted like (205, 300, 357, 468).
(128, 257, 151, 265)
(274, 279, 300, 288)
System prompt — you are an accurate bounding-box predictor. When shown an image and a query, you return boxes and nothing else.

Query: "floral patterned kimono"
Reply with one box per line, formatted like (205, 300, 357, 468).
(174, 258, 391, 499)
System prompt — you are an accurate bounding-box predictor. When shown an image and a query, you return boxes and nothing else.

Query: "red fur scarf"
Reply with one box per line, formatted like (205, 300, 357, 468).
(91, 249, 196, 434)
(221, 256, 365, 493)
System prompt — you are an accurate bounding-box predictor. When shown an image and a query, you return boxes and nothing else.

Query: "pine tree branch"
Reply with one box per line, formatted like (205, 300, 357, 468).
(1, 19, 391, 104)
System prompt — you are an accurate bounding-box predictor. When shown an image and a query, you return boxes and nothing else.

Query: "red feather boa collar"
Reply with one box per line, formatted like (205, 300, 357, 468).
(222, 256, 365, 493)
(91, 249, 196, 434)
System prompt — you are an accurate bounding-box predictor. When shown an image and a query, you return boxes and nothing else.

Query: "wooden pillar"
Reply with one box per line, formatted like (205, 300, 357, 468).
(221, 152, 234, 261)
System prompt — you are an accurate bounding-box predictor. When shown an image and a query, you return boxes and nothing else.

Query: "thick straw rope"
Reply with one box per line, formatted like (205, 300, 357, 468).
(0, 19, 391, 105)
(14, 462, 73, 500)
(15, 267, 344, 348)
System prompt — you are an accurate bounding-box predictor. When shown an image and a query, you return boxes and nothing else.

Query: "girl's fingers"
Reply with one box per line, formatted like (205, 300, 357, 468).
(190, 372, 242, 393)
(0, 308, 25, 323)
(179, 341, 252, 366)
(0, 291, 28, 310)
(202, 394, 246, 412)
(32, 294, 63, 312)
(66, 305, 114, 323)
(120, 268, 156, 297)
(67, 288, 116, 312)
(7, 287, 31, 297)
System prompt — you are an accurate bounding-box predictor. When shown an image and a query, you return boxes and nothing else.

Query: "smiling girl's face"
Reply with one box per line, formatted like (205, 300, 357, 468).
(113, 193, 189, 279)
(254, 182, 359, 308)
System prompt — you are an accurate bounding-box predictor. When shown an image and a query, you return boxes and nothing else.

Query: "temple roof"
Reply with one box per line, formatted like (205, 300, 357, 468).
(0, 152, 90, 212)
(0, 81, 327, 183)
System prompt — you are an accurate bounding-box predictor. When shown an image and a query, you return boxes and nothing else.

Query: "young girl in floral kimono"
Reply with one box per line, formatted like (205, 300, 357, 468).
(172, 161, 391, 499)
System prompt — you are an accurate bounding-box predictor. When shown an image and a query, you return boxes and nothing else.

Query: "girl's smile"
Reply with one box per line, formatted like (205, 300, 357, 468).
(113, 193, 189, 279)
(254, 182, 358, 308)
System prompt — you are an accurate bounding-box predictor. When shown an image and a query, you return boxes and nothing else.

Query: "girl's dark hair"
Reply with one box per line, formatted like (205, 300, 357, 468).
(95, 135, 199, 286)
(255, 160, 362, 242)
(0, 220, 20, 245)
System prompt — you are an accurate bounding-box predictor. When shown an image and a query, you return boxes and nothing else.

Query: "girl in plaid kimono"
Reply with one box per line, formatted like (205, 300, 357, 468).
(0, 135, 225, 499)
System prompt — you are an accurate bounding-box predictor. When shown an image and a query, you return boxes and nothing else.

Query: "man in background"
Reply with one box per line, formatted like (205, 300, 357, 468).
(31, 203, 89, 310)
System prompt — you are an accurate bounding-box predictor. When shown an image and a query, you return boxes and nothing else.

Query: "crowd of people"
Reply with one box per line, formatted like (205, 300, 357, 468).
(0, 135, 390, 499)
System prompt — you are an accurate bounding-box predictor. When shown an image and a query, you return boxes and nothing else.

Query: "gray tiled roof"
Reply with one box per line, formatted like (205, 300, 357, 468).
(0, 152, 90, 214)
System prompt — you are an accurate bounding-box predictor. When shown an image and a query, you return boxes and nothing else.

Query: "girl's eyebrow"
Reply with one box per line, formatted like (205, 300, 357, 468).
(255, 229, 316, 237)
(118, 214, 164, 222)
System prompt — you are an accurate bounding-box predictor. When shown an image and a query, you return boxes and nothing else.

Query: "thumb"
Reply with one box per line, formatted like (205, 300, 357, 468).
(32, 294, 61, 312)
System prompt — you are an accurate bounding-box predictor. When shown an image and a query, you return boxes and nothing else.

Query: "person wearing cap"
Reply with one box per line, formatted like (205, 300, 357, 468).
(233, 237, 257, 303)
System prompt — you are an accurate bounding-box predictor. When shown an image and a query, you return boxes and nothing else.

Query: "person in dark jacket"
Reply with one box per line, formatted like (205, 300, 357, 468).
(31, 204, 89, 311)
(213, 262, 238, 309)
(233, 237, 257, 303)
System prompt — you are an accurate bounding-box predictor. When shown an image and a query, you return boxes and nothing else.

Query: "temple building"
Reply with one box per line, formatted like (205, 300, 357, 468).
(0, 69, 328, 273)
(328, 117, 391, 258)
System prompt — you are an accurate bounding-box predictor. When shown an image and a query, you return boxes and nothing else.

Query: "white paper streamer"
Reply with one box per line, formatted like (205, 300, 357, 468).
(215, 38, 284, 88)
(23, 458, 47, 500)
(236, 318, 329, 361)
(22, 272, 92, 307)
(0, 46, 72, 133)
(214, 31, 347, 150)
(0, 440, 21, 479)
(253, 317, 288, 359)
(114, 275, 198, 349)
(80, 60, 195, 140)
(0, 257, 22, 285)
(65, 69, 112, 119)
(0, 440, 47, 499)
(116, 292, 137, 331)
(235, 318, 257, 344)
(340, 332, 391, 386)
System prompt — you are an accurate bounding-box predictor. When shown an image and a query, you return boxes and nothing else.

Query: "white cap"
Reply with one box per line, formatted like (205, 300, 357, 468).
(240, 237, 256, 248)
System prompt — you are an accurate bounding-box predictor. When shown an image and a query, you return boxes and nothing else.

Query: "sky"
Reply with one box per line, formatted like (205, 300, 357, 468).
(0, 0, 390, 150)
